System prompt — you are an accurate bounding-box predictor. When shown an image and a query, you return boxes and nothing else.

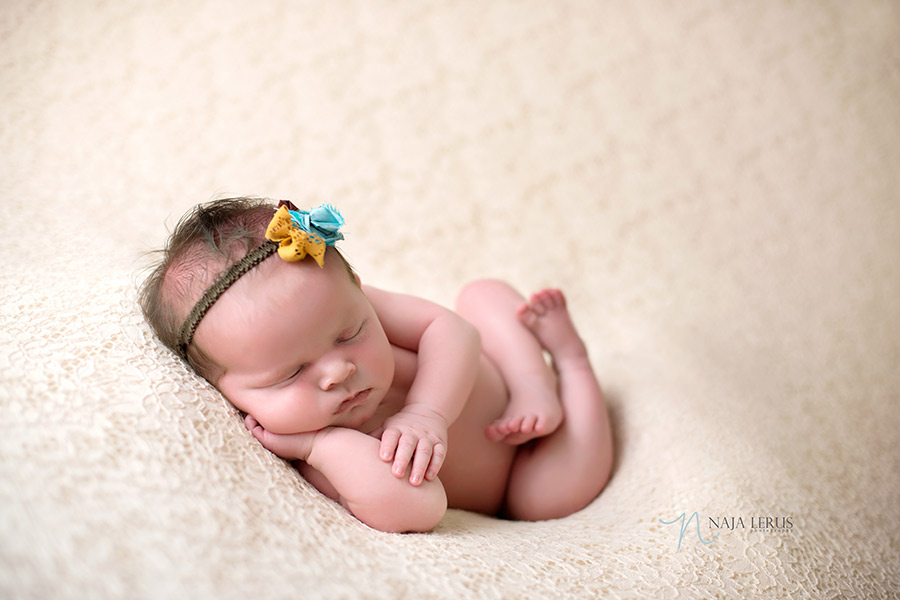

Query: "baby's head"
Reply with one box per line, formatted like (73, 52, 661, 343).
(139, 197, 356, 383)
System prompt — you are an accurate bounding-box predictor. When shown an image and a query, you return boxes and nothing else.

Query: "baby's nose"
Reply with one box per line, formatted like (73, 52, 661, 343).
(321, 360, 356, 391)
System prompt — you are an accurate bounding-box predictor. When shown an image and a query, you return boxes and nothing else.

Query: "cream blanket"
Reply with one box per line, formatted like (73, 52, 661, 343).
(2, 1, 898, 597)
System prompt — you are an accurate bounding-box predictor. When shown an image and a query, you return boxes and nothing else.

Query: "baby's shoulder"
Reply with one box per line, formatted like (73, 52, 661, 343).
(363, 285, 455, 336)
(361, 284, 423, 304)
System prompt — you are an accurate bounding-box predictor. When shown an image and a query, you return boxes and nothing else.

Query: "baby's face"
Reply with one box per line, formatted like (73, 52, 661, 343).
(194, 250, 395, 434)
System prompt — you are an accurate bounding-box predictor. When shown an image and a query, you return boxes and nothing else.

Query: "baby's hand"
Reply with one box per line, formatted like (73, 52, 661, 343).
(244, 415, 321, 462)
(372, 404, 448, 486)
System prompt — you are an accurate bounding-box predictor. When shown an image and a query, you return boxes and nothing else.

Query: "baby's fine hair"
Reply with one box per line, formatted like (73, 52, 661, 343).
(138, 196, 354, 379)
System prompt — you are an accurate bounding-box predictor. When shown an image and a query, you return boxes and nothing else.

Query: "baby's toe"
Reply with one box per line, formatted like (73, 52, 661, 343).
(516, 303, 538, 327)
(485, 423, 507, 442)
(519, 414, 538, 433)
(545, 289, 564, 309)
(529, 293, 549, 315)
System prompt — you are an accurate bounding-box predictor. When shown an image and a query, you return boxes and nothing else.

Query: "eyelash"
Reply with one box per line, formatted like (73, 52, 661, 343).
(339, 322, 365, 344)
(285, 364, 308, 381)
(279, 322, 365, 385)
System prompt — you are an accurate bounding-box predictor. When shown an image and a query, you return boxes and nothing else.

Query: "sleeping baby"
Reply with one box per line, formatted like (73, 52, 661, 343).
(140, 197, 613, 532)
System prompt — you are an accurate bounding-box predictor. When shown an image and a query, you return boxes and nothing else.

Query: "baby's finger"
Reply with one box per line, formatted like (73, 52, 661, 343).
(379, 428, 400, 462)
(408, 439, 434, 486)
(425, 442, 447, 481)
(391, 434, 418, 478)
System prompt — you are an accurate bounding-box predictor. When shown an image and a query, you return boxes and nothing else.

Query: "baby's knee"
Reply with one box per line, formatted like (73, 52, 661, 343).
(455, 279, 516, 313)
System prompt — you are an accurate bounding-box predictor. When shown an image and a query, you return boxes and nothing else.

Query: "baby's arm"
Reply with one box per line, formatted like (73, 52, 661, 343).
(364, 286, 480, 485)
(245, 417, 447, 532)
(308, 427, 447, 532)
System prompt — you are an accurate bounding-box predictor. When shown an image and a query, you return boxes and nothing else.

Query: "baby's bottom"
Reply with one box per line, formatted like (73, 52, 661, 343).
(456, 280, 613, 520)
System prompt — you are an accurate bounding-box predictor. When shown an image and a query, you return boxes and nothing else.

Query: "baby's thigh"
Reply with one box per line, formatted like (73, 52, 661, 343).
(439, 355, 516, 514)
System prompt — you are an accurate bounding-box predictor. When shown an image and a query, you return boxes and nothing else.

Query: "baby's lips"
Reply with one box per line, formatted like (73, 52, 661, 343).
(334, 388, 370, 415)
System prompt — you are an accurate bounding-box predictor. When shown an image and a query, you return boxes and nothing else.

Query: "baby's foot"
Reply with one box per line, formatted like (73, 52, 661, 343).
(515, 289, 588, 364)
(485, 290, 585, 446)
(485, 409, 560, 445)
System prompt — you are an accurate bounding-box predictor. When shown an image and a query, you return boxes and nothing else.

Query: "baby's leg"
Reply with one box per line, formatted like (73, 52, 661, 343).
(455, 279, 563, 445)
(503, 289, 613, 521)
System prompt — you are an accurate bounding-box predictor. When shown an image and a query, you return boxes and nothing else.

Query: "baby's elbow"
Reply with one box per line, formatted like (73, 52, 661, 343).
(390, 486, 448, 533)
(464, 318, 481, 352)
(354, 479, 448, 533)
(454, 313, 481, 356)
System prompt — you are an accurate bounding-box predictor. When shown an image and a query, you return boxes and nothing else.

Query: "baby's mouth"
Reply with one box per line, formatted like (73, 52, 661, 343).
(334, 388, 371, 415)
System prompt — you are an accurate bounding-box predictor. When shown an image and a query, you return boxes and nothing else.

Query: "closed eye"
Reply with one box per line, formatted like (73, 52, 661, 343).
(339, 321, 365, 344)
(275, 363, 307, 386)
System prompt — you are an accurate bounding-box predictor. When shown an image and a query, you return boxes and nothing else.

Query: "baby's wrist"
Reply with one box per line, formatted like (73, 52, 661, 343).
(302, 427, 334, 463)
(403, 401, 445, 419)
(402, 402, 450, 429)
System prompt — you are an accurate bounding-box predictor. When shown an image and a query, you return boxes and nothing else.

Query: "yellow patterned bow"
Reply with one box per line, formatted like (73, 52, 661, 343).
(265, 205, 327, 267)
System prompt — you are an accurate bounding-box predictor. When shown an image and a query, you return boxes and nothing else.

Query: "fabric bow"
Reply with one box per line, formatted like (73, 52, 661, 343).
(265, 203, 344, 267)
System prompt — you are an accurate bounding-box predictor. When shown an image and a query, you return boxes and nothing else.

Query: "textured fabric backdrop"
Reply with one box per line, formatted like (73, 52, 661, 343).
(2, 1, 899, 598)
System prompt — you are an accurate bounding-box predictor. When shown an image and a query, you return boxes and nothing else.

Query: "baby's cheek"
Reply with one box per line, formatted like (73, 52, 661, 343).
(250, 407, 282, 433)
(260, 407, 310, 435)
(242, 396, 291, 434)
(368, 345, 395, 386)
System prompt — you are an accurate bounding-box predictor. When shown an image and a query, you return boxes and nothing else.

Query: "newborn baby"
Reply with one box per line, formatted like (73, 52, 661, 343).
(140, 198, 613, 532)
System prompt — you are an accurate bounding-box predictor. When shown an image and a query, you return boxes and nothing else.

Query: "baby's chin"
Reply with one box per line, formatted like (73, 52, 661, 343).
(337, 413, 375, 433)
(346, 390, 388, 431)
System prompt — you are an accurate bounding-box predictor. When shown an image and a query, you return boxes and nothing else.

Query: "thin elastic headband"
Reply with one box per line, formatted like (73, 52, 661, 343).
(176, 240, 279, 359)
(175, 202, 345, 360)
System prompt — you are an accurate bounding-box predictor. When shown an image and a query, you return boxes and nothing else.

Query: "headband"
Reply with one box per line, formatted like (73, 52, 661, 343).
(176, 201, 344, 359)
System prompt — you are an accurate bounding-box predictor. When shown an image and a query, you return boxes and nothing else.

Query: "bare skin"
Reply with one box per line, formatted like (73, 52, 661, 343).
(454, 281, 614, 519)
(455, 280, 565, 445)
(199, 251, 612, 529)
(243, 283, 612, 520)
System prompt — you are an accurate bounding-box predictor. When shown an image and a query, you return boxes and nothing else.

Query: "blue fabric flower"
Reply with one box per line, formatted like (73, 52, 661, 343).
(288, 204, 345, 246)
